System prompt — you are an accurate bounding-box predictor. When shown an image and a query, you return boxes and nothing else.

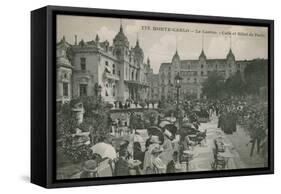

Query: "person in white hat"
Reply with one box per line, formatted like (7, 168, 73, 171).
(150, 145, 166, 174)
(143, 135, 161, 173)
(159, 129, 173, 165)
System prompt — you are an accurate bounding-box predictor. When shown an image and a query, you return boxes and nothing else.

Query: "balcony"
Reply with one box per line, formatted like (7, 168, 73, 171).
(74, 69, 91, 79)
(124, 80, 149, 87)
(104, 72, 120, 81)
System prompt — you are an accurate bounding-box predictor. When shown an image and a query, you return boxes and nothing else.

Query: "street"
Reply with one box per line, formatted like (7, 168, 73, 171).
(133, 115, 265, 172)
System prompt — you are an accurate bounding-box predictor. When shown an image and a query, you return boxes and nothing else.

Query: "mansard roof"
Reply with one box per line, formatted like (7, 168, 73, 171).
(180, 60, 199, 69)
(159, 63, 172, 71)
(206, 59, 227, 64)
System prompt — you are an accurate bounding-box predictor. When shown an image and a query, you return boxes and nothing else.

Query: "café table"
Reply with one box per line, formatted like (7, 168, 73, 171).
(182, 150, 197, 171)
(218, 149, 235, 168)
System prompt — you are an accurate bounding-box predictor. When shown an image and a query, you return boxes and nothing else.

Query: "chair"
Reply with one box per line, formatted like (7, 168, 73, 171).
(196, 129, 207, 146)
(214, 139, 225, 152)
(212, 148, 226, 170)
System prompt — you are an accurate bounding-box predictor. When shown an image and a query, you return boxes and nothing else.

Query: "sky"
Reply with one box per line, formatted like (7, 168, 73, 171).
(57, 15, 268, 74)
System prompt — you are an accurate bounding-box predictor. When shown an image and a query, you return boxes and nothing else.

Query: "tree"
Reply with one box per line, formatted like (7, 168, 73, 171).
(77, 96, 111, 144)
(57, 96, 111, 163)
(57, 103, 92, 164)
(202, 72, 225, 99)
(244, 59, 268, 95)
(224, 72, 246, 96)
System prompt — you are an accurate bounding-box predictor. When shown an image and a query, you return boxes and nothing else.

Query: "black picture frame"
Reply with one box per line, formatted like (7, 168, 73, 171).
(31, 5, 274, 188)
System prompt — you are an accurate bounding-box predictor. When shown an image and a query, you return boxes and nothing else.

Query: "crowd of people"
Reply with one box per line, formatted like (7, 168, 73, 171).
(75, 96, 268, 178)
(113, 98, 158, 109)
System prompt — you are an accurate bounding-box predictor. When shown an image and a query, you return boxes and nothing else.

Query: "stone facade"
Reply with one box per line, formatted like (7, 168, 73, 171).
(158, 48, 251, 100)
(57, 26, 266, 104)
(56, 25, 153, 104)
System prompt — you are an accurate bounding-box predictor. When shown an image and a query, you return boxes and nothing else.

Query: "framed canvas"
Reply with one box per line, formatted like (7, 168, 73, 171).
(31, 5, 274, 188)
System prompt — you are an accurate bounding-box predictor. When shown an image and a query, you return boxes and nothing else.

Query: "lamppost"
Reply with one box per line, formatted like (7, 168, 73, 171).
(174, 72, 182, 131)
(94, 83, 102, 101)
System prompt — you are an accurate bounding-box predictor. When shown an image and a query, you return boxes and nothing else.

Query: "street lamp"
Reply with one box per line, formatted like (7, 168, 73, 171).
(94, 83, 102, 100)
(174, 72, 182, 131)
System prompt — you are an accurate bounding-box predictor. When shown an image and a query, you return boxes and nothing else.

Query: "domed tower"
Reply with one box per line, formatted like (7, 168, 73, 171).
(199, 35, 207, 77)
(113, 23, 130, 61)
(226, 35, 236, 78)
(199, 49, 207, 61)
(147, 57, 151, 68)
(133, 37, 144, 83)
(133, 37, 144, 66)
(172, 49, 181, 74)
(226, 48, 235, 61)
(226, 48, 236, 77)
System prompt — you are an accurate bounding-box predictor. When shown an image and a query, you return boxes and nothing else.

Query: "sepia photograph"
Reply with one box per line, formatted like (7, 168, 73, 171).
(55, 15, 269, 180)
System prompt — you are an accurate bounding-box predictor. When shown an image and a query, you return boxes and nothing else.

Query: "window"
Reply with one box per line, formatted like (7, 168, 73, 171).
(113, 85, 116, 97)
(118, 70, 121, 76)
(201, 64, 204, 68)
(79, 84, 87, 96)
(105, 61, 109, 66)
(112, 64, 116, 74)
(201, 71, 204, 76)
(131, 71, 134, 80)
(80, 57, 86, 70)
(63, 82, 68, 97)
(194, 78, 197, 83)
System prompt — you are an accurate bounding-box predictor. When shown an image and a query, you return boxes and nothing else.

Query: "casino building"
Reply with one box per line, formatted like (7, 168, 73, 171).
(57, 24, 267, 104)
(56, 24, 153, 104)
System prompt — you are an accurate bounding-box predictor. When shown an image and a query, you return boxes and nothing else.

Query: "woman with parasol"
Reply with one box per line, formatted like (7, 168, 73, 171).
(158, 121, 177, 165)
(143, 135, 162, 174)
